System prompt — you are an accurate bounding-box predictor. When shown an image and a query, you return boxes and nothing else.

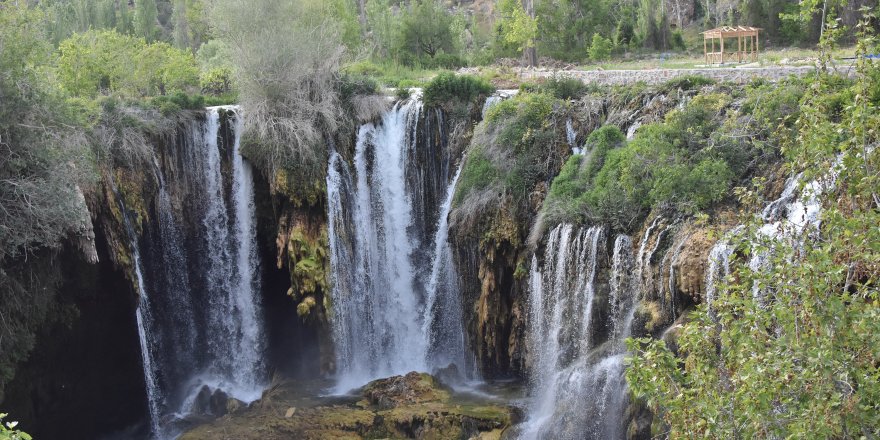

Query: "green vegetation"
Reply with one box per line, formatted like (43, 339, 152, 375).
(626, 23, 880, 437)
(453, 92, 567, 228)
(58, 29, 198, 98)
(525, 76, 595, 100)
(423, 72, 495, 107)
(0, 3, 94, 400)
(399, 0, 457, 60)
(537, 77, 809, 230)
(0, 413, 31, 440)
(588, 33, 613, 61)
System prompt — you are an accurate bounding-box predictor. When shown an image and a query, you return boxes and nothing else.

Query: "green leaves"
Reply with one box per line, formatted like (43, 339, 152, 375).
(0, 413, 32, 440)
(57, 29, 198, 98)
(422, 72, 494, 107)
(498, 0, 538, 51)
(625, 33, 880, 438)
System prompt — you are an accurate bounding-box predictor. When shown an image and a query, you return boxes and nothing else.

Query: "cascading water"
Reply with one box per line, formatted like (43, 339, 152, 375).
(112, 185, 163, 437)
(421, 164, 467, 370)
(706, 163, 838, 305)
(521, 225, 639, 439)
(127, 106, 266, 438)
(566, 119, 582, 154)
(326, 97, 469, 392)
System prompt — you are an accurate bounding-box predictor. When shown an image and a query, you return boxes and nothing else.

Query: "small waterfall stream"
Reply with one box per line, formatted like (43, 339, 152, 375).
(522, 225, 638, 439)
(113, 185, 162, 437)
(326, 98, 469, 392)
(118, 107, 266, 438)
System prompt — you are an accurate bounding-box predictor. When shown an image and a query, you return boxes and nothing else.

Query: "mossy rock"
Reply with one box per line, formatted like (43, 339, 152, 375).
(361, 372, 451, 409)
(181, 373, 513, 440)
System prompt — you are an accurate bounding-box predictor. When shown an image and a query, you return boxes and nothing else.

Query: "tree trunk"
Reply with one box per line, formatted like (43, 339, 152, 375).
(523, 0, 537, 67)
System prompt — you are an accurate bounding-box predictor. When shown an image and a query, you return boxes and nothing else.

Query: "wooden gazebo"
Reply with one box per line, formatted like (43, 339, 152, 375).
(702, 26, 761, 64)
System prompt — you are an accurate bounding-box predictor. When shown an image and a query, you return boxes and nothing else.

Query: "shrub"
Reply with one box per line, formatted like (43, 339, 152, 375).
(588, 33, 613, 61)
(454, 148, 500, 205)
(662, 74, 716, 91)
(582, 125, 626, 179)
(670, 30, 686, 51)
(151, 92, 206, 115)
(742, 78, 806, 128)
(0, 412, 32, 440)
(342, 60, 385, 77)
(540, 77, 591, 100)
(420, 52, 467, 69)
(454, 92, 566, 219)
(200, 67, 233, 96)
(423, 72, 494, 107)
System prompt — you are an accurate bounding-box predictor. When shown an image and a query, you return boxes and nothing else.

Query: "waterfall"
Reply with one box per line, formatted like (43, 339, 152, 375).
(421, 163, 467, 370)
(706, 237, 735, 306)
(326, 98, 469, 392)
(609, 235, 636, 344)
(125, 106, 266, 438)
(706, 162, 838, 305)
(566, 119, 582, 154)
(482, 96, 502, 118)
(522, 225, 639, 439)
(112, 186, 163, 437)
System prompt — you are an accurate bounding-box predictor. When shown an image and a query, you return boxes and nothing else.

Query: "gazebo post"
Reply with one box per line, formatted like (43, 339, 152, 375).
(755, 33, 759, 60)
(738, 35, 742, 62)
(704, 37, 708, 64)
(720, 35, 724, 64)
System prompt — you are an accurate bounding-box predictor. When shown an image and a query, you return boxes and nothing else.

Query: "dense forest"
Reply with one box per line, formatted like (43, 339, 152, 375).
(1, 0, 878, 439)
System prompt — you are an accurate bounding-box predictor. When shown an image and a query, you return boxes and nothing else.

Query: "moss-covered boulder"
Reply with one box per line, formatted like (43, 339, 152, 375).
(180, 372, 514, 440)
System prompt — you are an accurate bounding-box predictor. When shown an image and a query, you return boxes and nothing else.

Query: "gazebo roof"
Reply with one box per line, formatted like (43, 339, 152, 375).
(702, 26, 761, 38)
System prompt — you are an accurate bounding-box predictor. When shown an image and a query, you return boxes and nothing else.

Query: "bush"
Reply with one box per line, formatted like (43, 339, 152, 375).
(0, 412, 31, 440)
(342, 60, 385, 77)
(539, 77, 591, 100)
(423, 72, 494, 107)
(662, 74, 716, 91)
(339, 74, 381, 102)
(151, 92, 206, 115)
(454, 92, 566, 221)
(582, 125, 626, 179)
(538, 92, 745, 229)
(454, 148, 500, 205)
(670, 30, 686, 51)
(588, 33, 613, 61)
(540, 126, 627, 225)
(419, 52, 467, 69)
(200, 67, 233, 96)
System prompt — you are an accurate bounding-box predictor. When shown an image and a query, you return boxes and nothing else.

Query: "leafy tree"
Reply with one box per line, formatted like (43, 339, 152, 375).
(0, 3, 92, 398)
(399, 0, 457, 58)
(498, 0, 538, 65)
(588, 32, 613, 60)
(57, 30, 198, 97)
(365, 0, 403, 58)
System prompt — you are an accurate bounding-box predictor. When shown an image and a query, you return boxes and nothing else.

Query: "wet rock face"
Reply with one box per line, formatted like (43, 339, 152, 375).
(180, 373, 514, 440)
(671, 227, 713, 302)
